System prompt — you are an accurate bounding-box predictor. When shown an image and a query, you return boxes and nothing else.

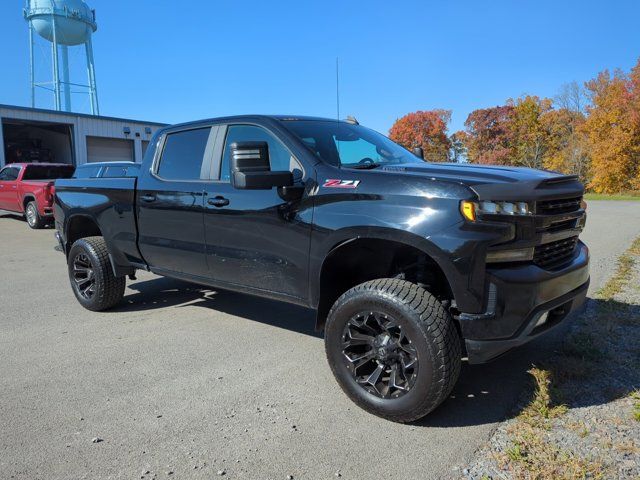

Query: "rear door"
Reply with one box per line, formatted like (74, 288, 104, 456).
(136, 126, 216, 277)
(202, 123, 313, 300)
(0, 166, 22, 211)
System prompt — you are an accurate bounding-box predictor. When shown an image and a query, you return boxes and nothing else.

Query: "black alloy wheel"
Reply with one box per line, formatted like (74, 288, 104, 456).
(72, 253, 96, 300)
(325, 278, 461, 422)
(342, 311, 418, 399)
(67, 236, 126, 311)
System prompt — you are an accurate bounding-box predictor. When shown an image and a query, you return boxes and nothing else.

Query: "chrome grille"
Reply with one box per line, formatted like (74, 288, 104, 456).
(537, 196, 582, 215)
(534, 236, 579, 268)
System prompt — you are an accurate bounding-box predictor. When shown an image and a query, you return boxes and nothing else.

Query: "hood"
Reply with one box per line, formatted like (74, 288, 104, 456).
(378, 162, 584, 201)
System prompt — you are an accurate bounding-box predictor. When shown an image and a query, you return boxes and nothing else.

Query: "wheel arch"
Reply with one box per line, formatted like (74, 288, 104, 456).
(312, 228, 457, 332)
(65, 214, 103, 255)
(22, 194, 36, 211)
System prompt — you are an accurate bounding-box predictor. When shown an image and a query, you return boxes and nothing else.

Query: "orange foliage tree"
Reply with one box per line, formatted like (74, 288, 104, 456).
(582, 63, 640, 193)
(508, 96, 553, 169)
(389, 110, 452, 162)
(461, 106, 514, 164)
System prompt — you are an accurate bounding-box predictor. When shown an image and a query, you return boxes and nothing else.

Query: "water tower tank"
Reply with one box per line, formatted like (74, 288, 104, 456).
(24, 0, 100, 114)
(25, 0, 97, 46)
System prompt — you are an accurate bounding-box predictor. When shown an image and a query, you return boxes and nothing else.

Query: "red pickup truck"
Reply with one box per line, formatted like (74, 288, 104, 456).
(0, 163, 75, 229)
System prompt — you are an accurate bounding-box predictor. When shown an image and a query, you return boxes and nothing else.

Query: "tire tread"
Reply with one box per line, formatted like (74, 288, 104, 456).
(325, 278, 461, 422)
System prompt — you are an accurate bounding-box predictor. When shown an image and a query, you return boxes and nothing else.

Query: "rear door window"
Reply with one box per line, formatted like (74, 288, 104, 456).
(157, 128, 212, 180)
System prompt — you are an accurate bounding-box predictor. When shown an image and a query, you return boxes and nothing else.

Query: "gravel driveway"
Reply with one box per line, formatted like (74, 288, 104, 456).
(0, 200, 639, 480)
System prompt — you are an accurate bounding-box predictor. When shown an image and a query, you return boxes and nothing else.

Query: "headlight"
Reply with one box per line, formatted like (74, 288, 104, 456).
(460, 200, 532, 221)
(478, 201, 531, 215)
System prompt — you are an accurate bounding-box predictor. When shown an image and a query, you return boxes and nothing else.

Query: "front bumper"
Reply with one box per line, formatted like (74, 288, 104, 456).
(459, 241, 590, 363)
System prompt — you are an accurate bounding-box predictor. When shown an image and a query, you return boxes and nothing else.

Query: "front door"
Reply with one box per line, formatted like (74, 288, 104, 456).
(0, 166, 21, 211)
(136, 126, 215, 278)
(203, 124, 313, 301)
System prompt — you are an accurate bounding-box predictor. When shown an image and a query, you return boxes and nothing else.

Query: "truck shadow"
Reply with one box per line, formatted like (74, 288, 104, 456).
(116, 277, 639, 428)
(117, 275, 320, 338)
(0, 212, 55, 228)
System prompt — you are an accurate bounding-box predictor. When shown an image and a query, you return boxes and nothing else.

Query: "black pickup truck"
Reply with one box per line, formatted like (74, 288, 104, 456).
(54, 115, 589, 422)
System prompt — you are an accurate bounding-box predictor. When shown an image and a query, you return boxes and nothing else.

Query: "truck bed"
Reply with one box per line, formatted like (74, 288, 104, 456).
(53, 176, 143, 275)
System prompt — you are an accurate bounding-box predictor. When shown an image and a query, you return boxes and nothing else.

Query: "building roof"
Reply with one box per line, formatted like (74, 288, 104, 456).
(0, 104, 168, 126)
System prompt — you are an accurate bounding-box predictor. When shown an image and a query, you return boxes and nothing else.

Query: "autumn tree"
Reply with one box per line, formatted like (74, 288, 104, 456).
(449, 131, 468, 162)
(461, 105, 514, 164)
(388, 110, 452, 162)
(582, 62, 640, 193)
(542, 83, 591, 183)
(508, 95, 553, 169)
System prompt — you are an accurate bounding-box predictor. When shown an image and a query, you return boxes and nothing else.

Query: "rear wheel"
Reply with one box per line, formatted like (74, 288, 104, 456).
(25, 201, 45, 229)
(68, 236, 126, 311)
(325, 278, 461, 422)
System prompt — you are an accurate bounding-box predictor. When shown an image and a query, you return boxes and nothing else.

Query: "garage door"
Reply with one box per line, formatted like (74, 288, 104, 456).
(86, 136, 134, 163)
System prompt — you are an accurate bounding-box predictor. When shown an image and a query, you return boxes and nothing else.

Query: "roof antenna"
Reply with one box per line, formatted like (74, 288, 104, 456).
(336, 57, 340, 121)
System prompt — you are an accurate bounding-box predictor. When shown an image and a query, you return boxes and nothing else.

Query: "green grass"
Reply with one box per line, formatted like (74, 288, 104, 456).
(584, 192, 640, 201)
(631, 391, 640, 422)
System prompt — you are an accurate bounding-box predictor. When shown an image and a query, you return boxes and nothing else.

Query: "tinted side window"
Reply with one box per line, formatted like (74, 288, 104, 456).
(73, 166, 100, 179)
(0, 167, 20, 181)
(220, 125, 300, 182)
(157, 128, 211, 180)
(102, 166, 129, 178)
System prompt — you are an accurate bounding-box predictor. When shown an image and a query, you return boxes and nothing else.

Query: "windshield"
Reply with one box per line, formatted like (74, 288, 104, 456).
(282, 120, 423, 168)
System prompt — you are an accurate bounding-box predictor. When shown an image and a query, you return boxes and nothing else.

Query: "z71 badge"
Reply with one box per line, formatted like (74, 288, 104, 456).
(323, 179, 361, 189)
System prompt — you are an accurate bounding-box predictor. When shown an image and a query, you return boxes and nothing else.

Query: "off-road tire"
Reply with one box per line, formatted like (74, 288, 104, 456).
(325, 278, 461, 422)
(25, 201, 46, 229)
(68, 236, 126, 311)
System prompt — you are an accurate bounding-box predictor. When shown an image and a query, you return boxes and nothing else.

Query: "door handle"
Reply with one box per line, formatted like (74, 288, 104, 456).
(208, 196, 230, 207)
(140, 194, 156, 202)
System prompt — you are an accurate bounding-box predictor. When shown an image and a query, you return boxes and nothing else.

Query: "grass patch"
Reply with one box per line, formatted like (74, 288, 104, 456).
(632, 391, 640, 422)
(597, 251, 636, 300)
(520, 368, 568, 425)
(498, 368, 607, 479)
(584, 192, 640, 201)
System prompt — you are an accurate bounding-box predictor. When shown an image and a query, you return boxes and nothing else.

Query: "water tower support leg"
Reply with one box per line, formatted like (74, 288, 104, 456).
(51, 13, 61, 111)
(85, 37, 99, 115)
(61, 46, 71, 112)
(29, 23, 35, 108)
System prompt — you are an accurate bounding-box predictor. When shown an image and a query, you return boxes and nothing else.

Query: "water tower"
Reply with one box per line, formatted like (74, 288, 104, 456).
(24, 0, 99, 114)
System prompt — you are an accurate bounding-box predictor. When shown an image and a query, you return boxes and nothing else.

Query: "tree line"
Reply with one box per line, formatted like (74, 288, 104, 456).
(388, 58, 640, 193)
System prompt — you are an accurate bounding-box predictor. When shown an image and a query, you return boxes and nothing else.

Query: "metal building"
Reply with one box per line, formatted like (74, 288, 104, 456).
(0, 104, 166, 167)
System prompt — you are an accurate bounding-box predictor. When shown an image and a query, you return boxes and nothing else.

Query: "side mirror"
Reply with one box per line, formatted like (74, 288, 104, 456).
(230, 141, 293, 190)
(412, 147, 424, 159)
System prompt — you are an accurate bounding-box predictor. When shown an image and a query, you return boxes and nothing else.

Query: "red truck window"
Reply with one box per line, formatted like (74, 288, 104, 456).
(0, 167, 20, 181)
(22, 165, 75, 180)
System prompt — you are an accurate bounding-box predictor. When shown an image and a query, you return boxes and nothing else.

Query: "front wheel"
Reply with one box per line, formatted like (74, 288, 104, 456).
(67, 236, 126, 311)
(25, 201, 46, 229)
(324, 279, 461, 422)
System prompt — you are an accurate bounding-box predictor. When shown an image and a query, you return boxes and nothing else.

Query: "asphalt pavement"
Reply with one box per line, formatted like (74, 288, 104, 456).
(0, 200, 638, 480)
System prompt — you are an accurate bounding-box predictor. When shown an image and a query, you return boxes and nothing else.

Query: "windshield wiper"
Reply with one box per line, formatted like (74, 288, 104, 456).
(347, 162, 383, 170)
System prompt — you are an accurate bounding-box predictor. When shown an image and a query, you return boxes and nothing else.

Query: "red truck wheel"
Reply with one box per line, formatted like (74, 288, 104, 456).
(25, 201, 46, 229)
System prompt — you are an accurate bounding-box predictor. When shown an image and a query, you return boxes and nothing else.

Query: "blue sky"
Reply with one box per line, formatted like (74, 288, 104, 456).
(1, 0, 639, 134)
